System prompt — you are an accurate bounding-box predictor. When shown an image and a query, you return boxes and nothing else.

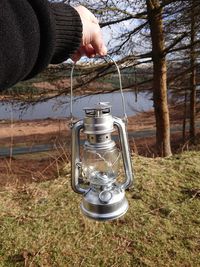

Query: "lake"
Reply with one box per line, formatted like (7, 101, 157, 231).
(0, 91, 153, 120)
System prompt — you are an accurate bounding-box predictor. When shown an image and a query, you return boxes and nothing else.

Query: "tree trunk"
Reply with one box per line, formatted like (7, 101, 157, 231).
(182, 89, 187, 142)
(146, 0, 172, 157)
(189, 0, 197, 144)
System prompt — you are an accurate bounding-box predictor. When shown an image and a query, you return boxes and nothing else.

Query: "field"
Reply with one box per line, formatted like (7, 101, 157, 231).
(0, 151, 199, 266)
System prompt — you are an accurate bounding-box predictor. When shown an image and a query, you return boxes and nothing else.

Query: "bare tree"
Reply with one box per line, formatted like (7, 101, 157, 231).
(146, 0, 172, 156)
(189, 0, 198, 143)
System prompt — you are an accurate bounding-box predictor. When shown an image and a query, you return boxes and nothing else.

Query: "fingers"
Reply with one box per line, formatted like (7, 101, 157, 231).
(91, 28, 107, 56)
(71, 34, 107, 62)
(84, 44, 96, 57)
(71, 50, 82, 62)
(71, 44, 96, 62)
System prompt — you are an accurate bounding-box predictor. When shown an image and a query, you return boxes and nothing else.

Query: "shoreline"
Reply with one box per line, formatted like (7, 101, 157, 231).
(0, 110, 156, 146)
(0, 106, 199, 185)
(0, 104, 199, 149)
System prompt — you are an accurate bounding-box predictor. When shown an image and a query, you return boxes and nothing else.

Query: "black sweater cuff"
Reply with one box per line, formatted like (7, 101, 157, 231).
(50, 4, 82, 64)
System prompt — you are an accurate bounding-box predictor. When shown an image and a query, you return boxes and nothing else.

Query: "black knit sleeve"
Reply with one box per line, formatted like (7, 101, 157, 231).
(0, 0, 41, 90)
(0, 0, 82, 91)
(26, 0, 83, 78)
(50, 3, 82, 64)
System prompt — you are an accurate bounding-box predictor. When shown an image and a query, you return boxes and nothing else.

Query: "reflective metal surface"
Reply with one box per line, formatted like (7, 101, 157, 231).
(81, 186, 129, 221)
(70, 56, 134, 222)
(71, 102, 133, 221)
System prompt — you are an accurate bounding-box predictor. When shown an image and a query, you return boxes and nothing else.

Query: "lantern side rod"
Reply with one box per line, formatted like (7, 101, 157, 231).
(71, 120, 88, 194)
(113, 117, 134, 190)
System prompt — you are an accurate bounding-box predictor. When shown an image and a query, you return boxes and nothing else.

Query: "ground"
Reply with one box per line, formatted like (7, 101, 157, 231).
(0, 152, 199, 266)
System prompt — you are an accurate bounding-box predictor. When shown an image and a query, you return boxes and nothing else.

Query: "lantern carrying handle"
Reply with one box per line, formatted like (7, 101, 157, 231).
(70, 55, 127, 122)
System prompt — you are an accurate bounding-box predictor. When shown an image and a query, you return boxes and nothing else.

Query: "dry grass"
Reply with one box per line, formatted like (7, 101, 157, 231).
(0, 151, 199, 266)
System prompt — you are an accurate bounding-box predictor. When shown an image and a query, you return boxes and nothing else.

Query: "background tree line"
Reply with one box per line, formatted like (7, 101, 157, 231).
(1, 0, 200, 157)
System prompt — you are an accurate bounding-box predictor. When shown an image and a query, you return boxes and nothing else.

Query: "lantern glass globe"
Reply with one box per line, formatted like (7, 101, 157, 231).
(82, 146, 120, 186)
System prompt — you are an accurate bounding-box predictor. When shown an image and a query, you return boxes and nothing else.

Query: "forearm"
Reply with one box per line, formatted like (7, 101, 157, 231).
(0, 0, 82, 91)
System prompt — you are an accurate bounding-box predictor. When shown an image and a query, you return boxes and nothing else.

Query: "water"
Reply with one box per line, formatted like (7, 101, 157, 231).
(0, 91, 153, 120)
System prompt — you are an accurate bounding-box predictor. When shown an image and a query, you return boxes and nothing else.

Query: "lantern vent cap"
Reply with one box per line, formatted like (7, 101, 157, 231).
(84, 102, 112, 117)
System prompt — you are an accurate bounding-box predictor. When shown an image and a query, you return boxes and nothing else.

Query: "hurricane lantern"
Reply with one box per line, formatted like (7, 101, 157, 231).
(71, 102, 133, 221)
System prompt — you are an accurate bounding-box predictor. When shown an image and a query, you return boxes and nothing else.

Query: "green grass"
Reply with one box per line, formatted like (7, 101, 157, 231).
(0, 151, 199, 266)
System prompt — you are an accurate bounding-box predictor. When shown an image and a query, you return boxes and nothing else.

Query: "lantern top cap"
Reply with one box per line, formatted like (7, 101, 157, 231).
(84, 102, 112, 117)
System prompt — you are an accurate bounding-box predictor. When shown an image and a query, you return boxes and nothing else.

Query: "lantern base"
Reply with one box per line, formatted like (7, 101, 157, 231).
(80, 188, 129, 221)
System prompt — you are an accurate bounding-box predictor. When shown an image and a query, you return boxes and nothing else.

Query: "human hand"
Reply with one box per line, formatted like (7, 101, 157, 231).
(72, 6, 107, 62)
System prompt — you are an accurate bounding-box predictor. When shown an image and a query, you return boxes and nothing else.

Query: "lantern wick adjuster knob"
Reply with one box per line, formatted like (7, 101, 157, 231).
(99, 190, 113, 204)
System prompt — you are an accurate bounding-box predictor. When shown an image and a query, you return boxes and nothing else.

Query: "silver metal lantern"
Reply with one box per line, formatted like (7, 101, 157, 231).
(70, 57, 134, 221)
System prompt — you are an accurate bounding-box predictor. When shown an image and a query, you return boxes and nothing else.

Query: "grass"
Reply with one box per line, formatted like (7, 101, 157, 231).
(0, 151, 199, 267)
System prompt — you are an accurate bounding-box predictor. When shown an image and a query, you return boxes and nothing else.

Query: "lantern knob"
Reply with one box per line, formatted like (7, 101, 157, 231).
(99, 190, 113, 204)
